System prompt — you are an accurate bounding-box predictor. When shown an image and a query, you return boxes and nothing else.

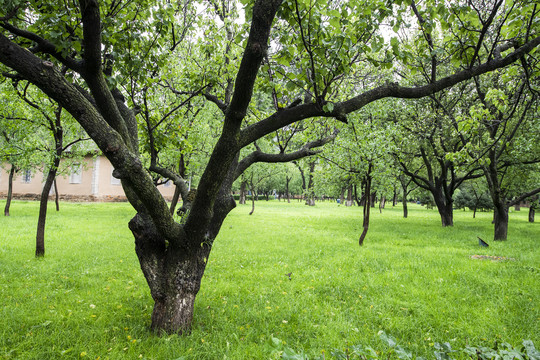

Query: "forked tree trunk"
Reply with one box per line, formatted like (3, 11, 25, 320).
(432, 189, 454, 227)
(4, 165, 15, 216)
(129, 214, 208, 334)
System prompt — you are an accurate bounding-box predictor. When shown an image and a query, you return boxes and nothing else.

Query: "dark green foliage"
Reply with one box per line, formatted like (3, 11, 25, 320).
(454, 189, 493, 212)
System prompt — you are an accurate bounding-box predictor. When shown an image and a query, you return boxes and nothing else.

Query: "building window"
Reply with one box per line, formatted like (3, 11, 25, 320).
(70, 164, 82, 184)
(111, 169, 121, 185)
(22, 170, 32, 183)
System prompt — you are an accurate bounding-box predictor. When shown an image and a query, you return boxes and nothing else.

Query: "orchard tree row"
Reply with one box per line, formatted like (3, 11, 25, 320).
(0, 0, 538, 334)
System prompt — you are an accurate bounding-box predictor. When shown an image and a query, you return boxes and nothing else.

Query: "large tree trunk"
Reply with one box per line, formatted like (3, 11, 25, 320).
(36, 163, 59, 257)
(129, 214, 207, 334)
(4, 165, 15, 216)
(432, 188, 454, 227)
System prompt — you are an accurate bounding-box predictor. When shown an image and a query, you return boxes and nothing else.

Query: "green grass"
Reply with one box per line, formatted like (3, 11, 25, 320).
(0, 200, 538, 359)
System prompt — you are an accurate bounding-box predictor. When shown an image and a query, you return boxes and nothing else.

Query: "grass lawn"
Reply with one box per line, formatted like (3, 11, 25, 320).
(0, 200, 538, 359)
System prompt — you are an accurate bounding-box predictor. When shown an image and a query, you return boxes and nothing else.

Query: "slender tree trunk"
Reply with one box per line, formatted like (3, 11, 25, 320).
(379, 196, 386, 213)
(359, 166, 372, 246)
(514, 204, 521, 211)
(339, 187, 346, 205)
(36, 106, 64, 257)
(529, 206, 535, 223)
(53, 179, 60, 211)
(402, 196, 408, 218)
(169, 156, 187, 214)
(401, 181, 408, 218)
(286, 176, 291, 203)
(353, 185, 361, 206)
(392, 188, 398, 207)
(36, 162, 60, 257)
(239, 180, 247, 205)
(473, 206, 477, 219)
(345, 184, 353, 207)
(249, 182, 256, 215)
(305, 161, 316, 206)
(169, 185, 181, 215)
(4, 165, 15, 217)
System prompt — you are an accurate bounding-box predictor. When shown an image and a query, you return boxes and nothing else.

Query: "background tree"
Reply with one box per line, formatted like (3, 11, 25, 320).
(465, 69, 540, 240)
(392, 90, 484, 227)
(6, 80, 89, 256)
(0, 83, 40, 216)
(453, 179, 493, 218)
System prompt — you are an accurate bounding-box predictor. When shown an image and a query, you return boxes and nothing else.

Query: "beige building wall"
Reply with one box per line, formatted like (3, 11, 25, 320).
(0, 166, 45, 195)
(0, 155, 177, 201)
